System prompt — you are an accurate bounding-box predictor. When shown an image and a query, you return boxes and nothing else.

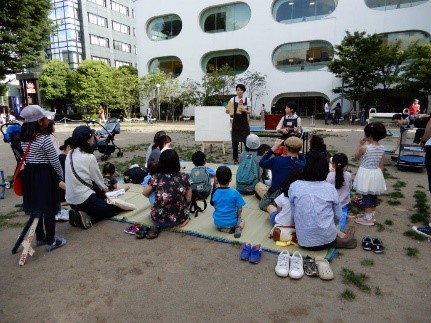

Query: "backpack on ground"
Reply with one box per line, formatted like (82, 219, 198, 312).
(123, 164, 146, 184)
(236, 151, 259, 194)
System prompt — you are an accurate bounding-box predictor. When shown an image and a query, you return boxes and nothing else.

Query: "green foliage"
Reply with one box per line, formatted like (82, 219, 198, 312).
(201, 64, 236, 105)
(237, 70, 267, 115)
(401, 44, 431, 95)
(384, 219, 393, 226)
(341, 268, 371, 293)
(360, 258, 374, 266)
(392, 180, 406, 189)
(410, 190, 430, 225)
(340, 289, 356, 301)
(0, 0, 54, 80)
(71, 60, 114, 114)
(0, 210, 24, 229)
(403, 230, 428, 241)
(387, 200, 401, 206)
(39, 60, 73, 109)
(375, 222, 385, 232)
(111, 66, 140, 119)
(384, 191, 404, 198)
(405, 247, 419, 257)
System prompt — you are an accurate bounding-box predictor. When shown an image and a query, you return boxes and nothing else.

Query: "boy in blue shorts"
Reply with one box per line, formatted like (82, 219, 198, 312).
(210, 166, 245, 234)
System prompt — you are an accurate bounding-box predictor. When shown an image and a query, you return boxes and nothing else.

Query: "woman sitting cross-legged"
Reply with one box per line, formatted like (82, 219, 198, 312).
(65, 125, 122, 228)
(142, 149, 192, 228)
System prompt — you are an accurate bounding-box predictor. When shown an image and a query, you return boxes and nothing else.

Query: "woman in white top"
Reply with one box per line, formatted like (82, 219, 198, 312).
(65, 125, 121, 228)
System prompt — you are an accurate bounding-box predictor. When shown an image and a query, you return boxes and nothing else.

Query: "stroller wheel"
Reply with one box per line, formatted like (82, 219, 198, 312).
(120, 152, 123, 157)
(117, 152, 121, 157)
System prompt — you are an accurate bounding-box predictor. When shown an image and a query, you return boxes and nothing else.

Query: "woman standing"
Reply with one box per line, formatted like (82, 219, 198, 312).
(65, 125, 122, 228)
(227, 84, 251, 164)
(20, 105, 66, 251)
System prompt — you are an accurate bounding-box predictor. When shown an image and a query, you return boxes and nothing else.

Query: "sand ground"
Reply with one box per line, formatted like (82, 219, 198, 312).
(0, 119, 430, 322)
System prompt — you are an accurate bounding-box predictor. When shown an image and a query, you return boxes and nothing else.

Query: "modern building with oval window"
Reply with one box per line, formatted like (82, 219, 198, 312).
(134, 0, 431, 115)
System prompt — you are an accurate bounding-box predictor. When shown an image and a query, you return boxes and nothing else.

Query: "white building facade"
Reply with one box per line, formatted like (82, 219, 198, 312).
(133, 0, 431, 116)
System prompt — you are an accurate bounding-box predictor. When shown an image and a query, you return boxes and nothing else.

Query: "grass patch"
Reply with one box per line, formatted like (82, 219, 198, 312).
(360, 258, 374, 266)
(392, 180, 406, 189)
(410, 190, 430, 226)
(375, 287, 383, 296)
(341, 268, 371, 293)
(340, 289, 356, 301)
(387, 200, 401, 206)
(383, 168, 397, 179)
(403, 230, 428, 241)
(384, 191, 404, 199)
(0, 210, 24, 229)
(375, 222, 385, 232)
(384, 219, 393, 226)
(405, 247, 419, 257)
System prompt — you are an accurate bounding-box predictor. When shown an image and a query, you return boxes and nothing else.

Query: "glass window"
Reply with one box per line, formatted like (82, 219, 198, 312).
(273, 0, 337, 24)
(90, 34, 109, 47)
(202, 50, 249, 74)
(88, 13, 108, 27)
(113, 40, 131, 52)
(115, 60, 132, 68)
(148, 56, 183, 77)
(380, 30, 431, 49)
(365, 0, 428, 10)
(147, 15, 182, 41)
(112, 21, 130, 34)
(272, 40, 334, 72)
(201, 2, 251, 33)
(88, 0, 106, 6)
(92, 56, 111, 65)
(111, 1, 129, 16)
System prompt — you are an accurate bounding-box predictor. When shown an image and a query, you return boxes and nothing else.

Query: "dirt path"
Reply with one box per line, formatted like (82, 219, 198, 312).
(0, 120, 430, 322)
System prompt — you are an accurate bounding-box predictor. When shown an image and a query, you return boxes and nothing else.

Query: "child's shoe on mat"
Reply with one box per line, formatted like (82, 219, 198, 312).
(46, 237, 67, 252)
(275, 250, 290, 277)
(240, 243, 252, 261)
(289, 251, 304, 279)
(315, 256, 334, 280)
(249, 244, 262, 264)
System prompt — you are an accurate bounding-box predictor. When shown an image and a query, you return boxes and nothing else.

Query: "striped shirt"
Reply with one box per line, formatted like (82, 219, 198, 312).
(21, 134, 63, 181)
(360, 144, 385, 169)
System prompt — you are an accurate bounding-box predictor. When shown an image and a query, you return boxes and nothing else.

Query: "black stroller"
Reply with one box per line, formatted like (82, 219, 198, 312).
(87, 118, 123, 161)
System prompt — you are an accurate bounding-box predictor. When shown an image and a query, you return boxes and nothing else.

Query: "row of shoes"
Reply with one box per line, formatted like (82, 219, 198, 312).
(124, 223, 160, 239)
(275, 251, 334, 280)
(240, 243, 262, 264)
(362, 236, 383, 253)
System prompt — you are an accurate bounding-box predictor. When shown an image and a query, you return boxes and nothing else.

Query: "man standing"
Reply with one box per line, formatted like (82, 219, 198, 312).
(147, 107, 153, 124)
(324, 100, 330, 125)
(260, 104, 266, 121)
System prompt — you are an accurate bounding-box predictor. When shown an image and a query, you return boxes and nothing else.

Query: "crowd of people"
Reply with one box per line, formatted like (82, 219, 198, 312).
(10, 89, 431, 264)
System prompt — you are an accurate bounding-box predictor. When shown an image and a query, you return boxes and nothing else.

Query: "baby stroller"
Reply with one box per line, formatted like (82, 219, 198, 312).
(88, 118, 123, 161)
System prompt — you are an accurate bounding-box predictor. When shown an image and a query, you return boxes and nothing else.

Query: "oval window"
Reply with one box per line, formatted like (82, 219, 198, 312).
(148, 56, 183, 77)
(201, 2, 251, 33)
(202, 49, 250, 74)
(147, 14, 182, 41)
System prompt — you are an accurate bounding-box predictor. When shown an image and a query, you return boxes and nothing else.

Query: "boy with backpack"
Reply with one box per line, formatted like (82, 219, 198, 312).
(189, 151, 215, 215)
(236, 134, 261, 194)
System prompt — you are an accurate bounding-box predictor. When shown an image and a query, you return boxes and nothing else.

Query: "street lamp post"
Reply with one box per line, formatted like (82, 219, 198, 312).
(156, 83, 160, 120)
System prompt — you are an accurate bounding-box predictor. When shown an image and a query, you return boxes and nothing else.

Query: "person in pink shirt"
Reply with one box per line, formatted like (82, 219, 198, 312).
(409, 99, 420, 117)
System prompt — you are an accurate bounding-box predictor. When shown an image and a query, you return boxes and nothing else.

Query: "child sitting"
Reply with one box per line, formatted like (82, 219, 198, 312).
(210, 166, 245, 233)
(103, 162, 129, 192)
(141, 161, 158, 206)
(191, 150, 215, 179)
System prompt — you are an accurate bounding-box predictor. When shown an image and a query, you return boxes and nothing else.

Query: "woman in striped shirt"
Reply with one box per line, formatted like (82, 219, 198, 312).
(20, 105, 66, 251)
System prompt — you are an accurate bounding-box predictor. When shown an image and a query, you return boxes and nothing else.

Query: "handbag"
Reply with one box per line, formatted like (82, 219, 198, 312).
(70, 150, 107, 199)
(13, 143, 32, 196)
(269, 224, 297, 242)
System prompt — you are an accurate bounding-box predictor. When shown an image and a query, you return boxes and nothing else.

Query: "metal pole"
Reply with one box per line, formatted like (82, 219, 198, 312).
(340, 77, 344, 111)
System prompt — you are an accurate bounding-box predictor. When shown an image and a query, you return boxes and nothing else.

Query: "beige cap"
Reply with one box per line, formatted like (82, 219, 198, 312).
(284, 136, 303, 150)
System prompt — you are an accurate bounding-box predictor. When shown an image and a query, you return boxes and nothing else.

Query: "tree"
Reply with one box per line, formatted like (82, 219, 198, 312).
(237, 70, 267, 116)
(139, 72, 168, 119)
(401, 44, 431, 98)
(0, 0, 54, 81)
(111, 66, 139, 119)
(71, 60, 114, 116)
(328, 31, 383, 111)
(39, 60, 72, 110)
(200, 65, 236, 105)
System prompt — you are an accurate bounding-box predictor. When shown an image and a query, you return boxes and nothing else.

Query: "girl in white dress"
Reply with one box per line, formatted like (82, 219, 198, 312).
(353, 123, 387, 226)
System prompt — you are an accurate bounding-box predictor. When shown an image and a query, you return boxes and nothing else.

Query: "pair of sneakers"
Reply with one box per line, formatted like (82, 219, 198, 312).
(240, 243, 262, 264)
(69, 209, 92, 229)
(275, 250, 304, 279)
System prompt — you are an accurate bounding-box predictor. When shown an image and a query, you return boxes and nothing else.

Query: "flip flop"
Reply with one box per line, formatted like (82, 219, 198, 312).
(303, 256, 319, 277)
(315, 256, 334, 280)
(362, 236, 372, 251)
(371, 237, 384, 254)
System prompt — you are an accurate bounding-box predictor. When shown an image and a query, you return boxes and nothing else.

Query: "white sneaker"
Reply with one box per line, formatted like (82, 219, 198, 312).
(289, 251, 304, 279)
(275, 250, 290, 277)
